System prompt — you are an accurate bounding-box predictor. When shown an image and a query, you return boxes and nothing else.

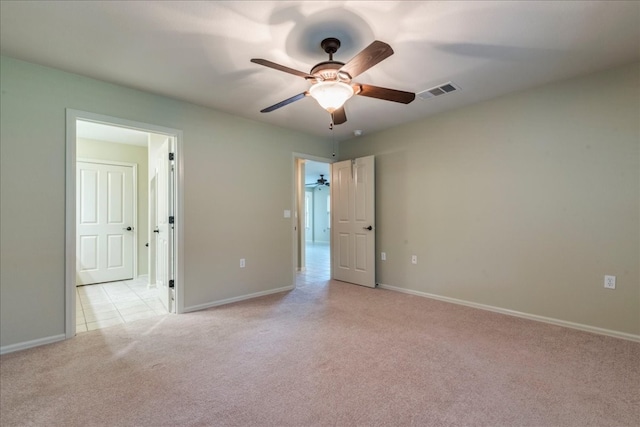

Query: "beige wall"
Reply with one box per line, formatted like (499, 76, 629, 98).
(340, 62, 640, 336)
(0, 56, 331, 348)
(77, 138, 149, 277)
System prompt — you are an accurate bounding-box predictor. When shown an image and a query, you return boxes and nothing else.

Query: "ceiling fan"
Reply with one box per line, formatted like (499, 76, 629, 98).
(306, 174, 330, 188)
(251, 38, 415, 125)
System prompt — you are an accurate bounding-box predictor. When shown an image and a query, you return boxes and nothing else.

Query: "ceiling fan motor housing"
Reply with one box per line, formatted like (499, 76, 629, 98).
(311, 61, 346, 81)
(311, 38, 352, 82)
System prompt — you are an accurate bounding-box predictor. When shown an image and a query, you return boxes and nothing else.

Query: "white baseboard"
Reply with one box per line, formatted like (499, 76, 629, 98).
(0, 334, 66, 355)
(377, 284, 640, 343)
(183, 285, 295, 313)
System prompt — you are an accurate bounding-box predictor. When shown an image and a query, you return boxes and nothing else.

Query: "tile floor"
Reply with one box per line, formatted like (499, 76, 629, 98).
(297, 242, 331, 285)
(76, 277, 168, 333)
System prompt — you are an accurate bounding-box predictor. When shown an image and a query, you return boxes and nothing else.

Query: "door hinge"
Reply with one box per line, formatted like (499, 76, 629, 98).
(169, 152, 175, 161)
(169, 280, 175, 288)
(169, 216, 174, 224)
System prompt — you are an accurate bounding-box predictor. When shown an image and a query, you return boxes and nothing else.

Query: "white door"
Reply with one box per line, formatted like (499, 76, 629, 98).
(155, 138, 174, 312)
(77, 161, 135, 285)
(331, 156, 375, 287)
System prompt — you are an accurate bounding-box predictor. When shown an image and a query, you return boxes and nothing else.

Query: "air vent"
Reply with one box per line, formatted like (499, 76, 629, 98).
(418, 81, 461, 100)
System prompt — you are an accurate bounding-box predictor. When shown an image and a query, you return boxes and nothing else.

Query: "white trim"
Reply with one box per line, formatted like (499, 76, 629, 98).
(173, 134, 185, 314)
(76, 158, 139, 280)
(292, 153, 335, 165)
(65, 111, 77, 339)
(378, 284, 640, 342)
(66, 109, 185, 340)
(183, 286, 295, 313)
(0, 334, 66, 355)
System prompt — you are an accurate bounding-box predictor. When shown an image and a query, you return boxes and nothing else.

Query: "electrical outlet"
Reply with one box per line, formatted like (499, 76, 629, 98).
(381, 252, 386, 261)
(411, 255, 417, 264)
(604, 275, 615, 289)
(240, 258, 246, 268)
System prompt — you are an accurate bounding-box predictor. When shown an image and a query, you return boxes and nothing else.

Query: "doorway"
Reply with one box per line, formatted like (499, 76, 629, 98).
(65, 110, 184, 338)
(294, 156, 332, 285)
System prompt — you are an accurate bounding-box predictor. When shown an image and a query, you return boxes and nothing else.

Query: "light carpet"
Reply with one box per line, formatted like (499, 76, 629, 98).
(1, 280, 638, 426)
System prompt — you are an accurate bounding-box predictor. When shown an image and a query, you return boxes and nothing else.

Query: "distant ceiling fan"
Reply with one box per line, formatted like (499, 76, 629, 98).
(306, 174, 330, 188)
(251, 38, 415, 125)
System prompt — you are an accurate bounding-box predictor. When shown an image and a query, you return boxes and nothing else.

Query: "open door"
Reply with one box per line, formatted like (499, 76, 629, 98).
(155, 137, 175, 312)
(331, 156, 375, 287)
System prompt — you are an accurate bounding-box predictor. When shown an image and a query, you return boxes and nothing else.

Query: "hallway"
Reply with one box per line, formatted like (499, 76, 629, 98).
(296, 242, 330, 285)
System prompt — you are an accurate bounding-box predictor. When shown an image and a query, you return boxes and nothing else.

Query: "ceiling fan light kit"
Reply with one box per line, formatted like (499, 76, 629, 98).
(251, 37, 415, 125)
(308, 80, 354, 113)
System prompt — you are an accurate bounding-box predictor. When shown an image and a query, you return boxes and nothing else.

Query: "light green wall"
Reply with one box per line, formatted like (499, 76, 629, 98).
(77, 138, 149, 276)
(340, 62, 640, 335)
(2, 55, 638, 349)
(0, 56, 331, 348)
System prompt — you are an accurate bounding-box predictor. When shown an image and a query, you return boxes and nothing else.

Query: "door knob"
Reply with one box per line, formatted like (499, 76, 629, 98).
(363, 225, 373, 231)
(123, 226, 133, 231)
(153, 229, 160, 233)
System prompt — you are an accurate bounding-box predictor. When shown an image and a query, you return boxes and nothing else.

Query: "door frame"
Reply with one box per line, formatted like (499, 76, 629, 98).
(65, 109, 185, 339)
(291, 153, 333, 284)
(76, 158, 138, 283)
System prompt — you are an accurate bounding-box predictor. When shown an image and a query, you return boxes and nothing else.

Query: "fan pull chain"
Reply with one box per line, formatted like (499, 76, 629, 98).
(330, 122, 336, 157)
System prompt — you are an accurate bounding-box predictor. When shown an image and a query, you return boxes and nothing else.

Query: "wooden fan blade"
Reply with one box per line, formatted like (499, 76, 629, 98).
(260, 92, 308, 113)
(357, 84, 416, 104)
(339, 41, 394, 79)
(251, 59, 314, 79)
(331, 107, 347, 125)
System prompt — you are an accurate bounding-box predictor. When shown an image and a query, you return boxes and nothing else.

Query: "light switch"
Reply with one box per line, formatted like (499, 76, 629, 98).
(284, 210, 291, 218)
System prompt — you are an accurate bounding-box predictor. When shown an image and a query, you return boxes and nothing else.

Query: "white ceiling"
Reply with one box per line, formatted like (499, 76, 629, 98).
(1, 1, 639, 141)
